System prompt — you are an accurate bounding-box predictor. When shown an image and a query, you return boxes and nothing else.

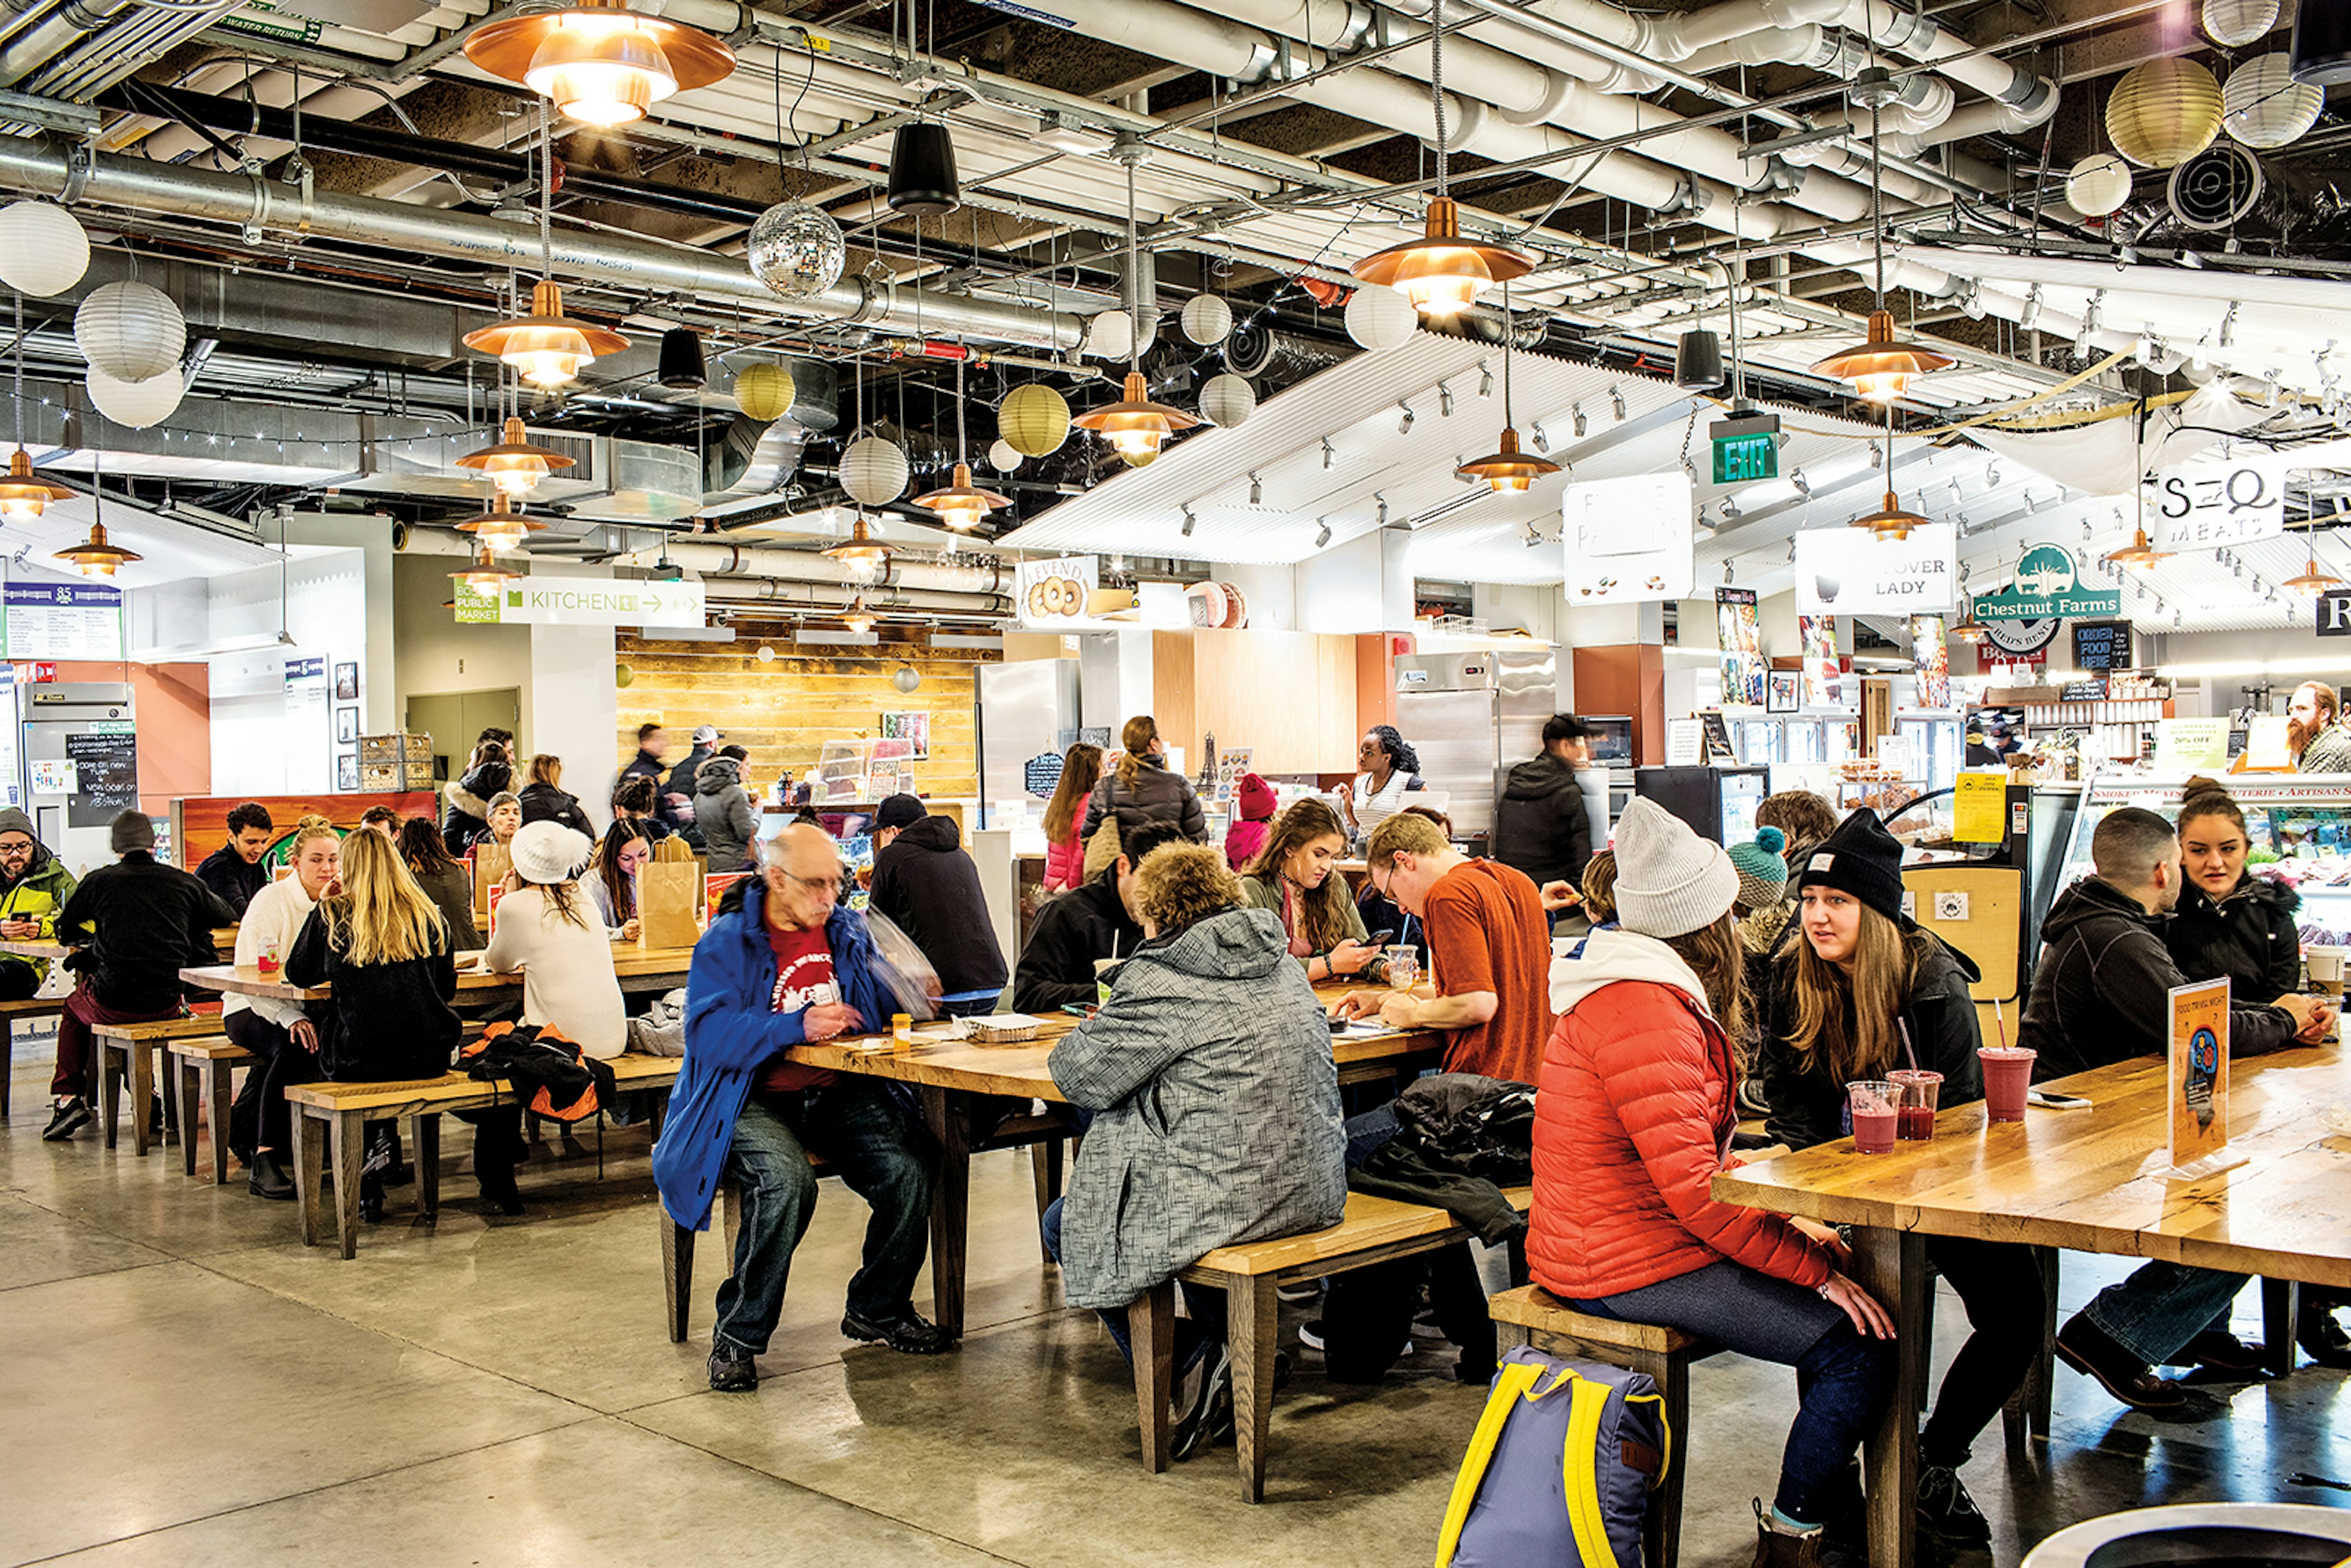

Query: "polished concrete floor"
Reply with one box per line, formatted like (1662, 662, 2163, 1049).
(4, 1031, 2347, 1567)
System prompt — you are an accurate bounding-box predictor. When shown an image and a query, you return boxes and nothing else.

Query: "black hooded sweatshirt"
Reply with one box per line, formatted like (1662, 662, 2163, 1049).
(1493, 751, 1592, 891)
(194, 842, 270, 917)
(2018, 875, 2297, 1081)
(868, 813, 1010, 997)
(1011, 863, 1144, 1015)
(56, 852, 238, 1013)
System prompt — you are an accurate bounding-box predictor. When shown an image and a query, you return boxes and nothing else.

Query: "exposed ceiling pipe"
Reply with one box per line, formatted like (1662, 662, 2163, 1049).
(0, 139, 1084, 351)
(700, 579, 1013, 617)
(0, 0, 133, 87)
(624, 539, 1010, 599)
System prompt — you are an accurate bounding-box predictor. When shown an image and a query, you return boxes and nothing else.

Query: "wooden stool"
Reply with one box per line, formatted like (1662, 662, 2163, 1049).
(168, 1037, 255, 1182)
(94, 1017, 222, 1155)
(0, 997, 64, 1119)
(1488, 1285, 1717, 1568)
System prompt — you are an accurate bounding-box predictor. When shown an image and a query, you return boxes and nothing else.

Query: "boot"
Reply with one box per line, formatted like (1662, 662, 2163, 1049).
(1751, 1500, 1827, 1568)
(246, 1150, 295, 1201)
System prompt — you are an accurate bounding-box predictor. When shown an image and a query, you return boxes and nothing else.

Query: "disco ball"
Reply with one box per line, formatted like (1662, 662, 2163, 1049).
(747, 200, 847, 300)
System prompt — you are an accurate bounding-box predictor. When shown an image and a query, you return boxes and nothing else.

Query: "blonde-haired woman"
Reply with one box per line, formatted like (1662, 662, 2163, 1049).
(284, 827, 463, 1223)
(1081, 715, 1207, 853)
(229, 816, 339, 1200)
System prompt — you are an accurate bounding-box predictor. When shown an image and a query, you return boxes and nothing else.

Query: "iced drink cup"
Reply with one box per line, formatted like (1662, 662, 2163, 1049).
(1385, 946, 1419, 989)
(1889, 1069, 1943, 1141)
(1094, 956, 1121, 1007)
(1847, 1080, 1899, 1154)
(1979, 1046, 2036, 1123)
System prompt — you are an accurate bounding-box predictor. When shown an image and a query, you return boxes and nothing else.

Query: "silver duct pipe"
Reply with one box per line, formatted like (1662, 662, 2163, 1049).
(0, 141, 1084, 352)
(701, 580, 1013, 618)
(0, 0, 130, 86)
(643, 539, 1010, 599)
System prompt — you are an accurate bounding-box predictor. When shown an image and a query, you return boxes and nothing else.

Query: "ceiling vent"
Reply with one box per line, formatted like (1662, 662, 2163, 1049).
(2168, 142, 2264, 230)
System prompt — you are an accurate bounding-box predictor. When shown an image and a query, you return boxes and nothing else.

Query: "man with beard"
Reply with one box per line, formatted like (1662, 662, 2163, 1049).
(2288, 682, 2351, 773)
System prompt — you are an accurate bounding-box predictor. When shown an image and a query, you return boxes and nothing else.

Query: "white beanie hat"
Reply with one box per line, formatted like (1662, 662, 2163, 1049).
(1611, 797, 1740, 939)
(509, 820, 591, 886)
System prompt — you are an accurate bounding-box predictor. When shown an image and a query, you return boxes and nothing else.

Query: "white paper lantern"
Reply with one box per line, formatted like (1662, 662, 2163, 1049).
(2064, 153, 2134, 217)
(1180, 293, 1233, 346)
(0, 200, 90, 297)
(1087, 309, 1133, 362)
(75, 282, 186, 383)
(1344, 284, 1418, 351)
(986, 438, 1022, 473)
(2203, 0, 2279, 47)
(839, 433, 909, 505)
(2224, 53, 2324, 148)
(84, 366, 184, 429)
(1198, 372, 1256, 429)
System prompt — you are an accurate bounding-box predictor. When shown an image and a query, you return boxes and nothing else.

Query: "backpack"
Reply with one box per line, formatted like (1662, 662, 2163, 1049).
(1435, 1344, 1670, 1568)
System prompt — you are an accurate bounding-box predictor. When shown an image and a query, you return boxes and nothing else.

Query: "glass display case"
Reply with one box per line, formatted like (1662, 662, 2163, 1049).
(2042, 773, 2351, 943)
(1897, 714, 1961, 794)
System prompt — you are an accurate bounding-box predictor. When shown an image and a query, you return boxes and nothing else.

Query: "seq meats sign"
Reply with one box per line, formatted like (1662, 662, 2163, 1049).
(1973, 544, 2120, 621)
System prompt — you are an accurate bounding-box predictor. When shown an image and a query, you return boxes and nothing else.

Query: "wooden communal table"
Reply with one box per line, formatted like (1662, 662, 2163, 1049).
(1, 928, 237, 961)
(179, 946, 700, 1003)
(1712, 1047, 2351, 1568)
(784, 991, 1449, 1337)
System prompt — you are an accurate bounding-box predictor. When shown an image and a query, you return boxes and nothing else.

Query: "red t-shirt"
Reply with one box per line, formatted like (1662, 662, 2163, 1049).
(756, 920, 841, 1092)
(1422, 858, 1554, 1084)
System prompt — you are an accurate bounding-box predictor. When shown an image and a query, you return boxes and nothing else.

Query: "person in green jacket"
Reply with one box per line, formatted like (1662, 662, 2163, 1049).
(0, 807, 77, 999)
(1238, 799, 1388, 988)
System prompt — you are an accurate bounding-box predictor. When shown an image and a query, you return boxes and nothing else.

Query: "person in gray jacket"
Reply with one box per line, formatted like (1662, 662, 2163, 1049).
(1041, 839, 1346, 1460)
(696, 746, 759, 872)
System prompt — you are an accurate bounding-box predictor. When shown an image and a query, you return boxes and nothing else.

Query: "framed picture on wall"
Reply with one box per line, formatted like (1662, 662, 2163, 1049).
(879, 710, 930, 759)
(336, 752, 359, 791)
(1766, 669, 1801, 714)
(336, 706, 359, 743)
(333, 662, 358, 701)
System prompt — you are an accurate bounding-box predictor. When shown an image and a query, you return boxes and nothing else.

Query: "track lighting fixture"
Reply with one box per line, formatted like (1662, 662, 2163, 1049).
(1531, 423, 1548, 453)
(1248, 471, 1264, 505)
(1398, 402, 1415, 434)
(1790, 469, 1809, 497)
(2020, 285, 2042, 332)
(1479, 362, 1494, 399)
(1314, 517, 1332, 549)
(2220, 301, 2239, 350)
(1322, 435, 1335, 470)
(1180, 504, 1196, 538)
(1610, 386, 1627, 422)
(1374, 492, 1389, 525)
(1439, 383, 1455, 418)
(1572, 403, 1586, 438)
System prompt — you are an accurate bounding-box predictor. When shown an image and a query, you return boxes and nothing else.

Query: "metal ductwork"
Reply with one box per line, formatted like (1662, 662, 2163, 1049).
(643, 539, 1009, 601)
(1224, 318, 1353, 381)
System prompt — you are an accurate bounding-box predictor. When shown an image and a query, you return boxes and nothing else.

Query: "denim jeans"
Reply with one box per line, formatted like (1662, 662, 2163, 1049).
(1573, 1259, 1893, 1526)
(940, 992, 1000, 1018)
(712, 1081, 935, 1357)
(2079, 1261, 2249, 1368)
(1040, 1197, 1222, 1376)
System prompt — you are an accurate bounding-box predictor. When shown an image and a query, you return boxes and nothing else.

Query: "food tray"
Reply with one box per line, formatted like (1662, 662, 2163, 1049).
(964, 1013, 1046, 1045)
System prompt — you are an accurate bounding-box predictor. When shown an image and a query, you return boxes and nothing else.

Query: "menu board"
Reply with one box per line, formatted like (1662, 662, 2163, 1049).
(63, 729, 138, 828)
(1023, 751, 1064, 798)
(4, 583, 124, 661)
(2071, 620, 2131, 672)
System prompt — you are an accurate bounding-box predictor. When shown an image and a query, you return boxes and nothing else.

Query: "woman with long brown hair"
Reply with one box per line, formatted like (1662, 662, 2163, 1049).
(1239, 800, 1384, 985)
(397, 814, 481, 951)
(1758, 807, 2034, 1546)
(1040, 743, 1104, 893)
(1081, 715, 1207, 847)
(1529, 797, 1892, 1568)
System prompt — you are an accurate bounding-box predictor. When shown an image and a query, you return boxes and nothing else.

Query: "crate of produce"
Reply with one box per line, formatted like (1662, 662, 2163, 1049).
(358, 732, 431, 764)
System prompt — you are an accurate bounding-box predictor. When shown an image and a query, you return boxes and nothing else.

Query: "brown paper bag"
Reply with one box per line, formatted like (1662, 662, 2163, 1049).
(639, 835, 704, 951)
(474, 841, 512, 917)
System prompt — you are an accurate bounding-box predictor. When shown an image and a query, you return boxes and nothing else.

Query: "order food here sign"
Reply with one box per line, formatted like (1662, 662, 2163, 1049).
(465, 579, 709, 628)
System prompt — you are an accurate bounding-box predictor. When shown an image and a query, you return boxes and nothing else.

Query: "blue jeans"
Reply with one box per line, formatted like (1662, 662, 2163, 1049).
(712, 1082, 934, 1357)
(1574, 1259, 1893, 1526)
(1041, 1197, 1223, 1375)
(2079, 1262, 2249, 1368)
(941, 992, 1000, 1018)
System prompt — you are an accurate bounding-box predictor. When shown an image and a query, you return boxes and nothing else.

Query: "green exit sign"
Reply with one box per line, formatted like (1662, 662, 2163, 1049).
(1710, 411, 1781, 486)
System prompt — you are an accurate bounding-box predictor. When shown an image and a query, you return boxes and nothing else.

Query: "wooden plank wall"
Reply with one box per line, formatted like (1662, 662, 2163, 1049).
(613, 632, 993, 797)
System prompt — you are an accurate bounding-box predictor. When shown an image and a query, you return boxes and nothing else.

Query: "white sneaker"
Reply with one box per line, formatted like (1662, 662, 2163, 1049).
(1296, 1320, 1411, 1356)
(1275, 1281, 1320, 1305)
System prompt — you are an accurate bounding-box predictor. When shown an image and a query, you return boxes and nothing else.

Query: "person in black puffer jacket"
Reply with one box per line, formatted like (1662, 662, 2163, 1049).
(1081, 715, 1207, 846)
(517, 754, 594, 838)
(443, 740, 514, 855)
(867, 795, 1010, 1014)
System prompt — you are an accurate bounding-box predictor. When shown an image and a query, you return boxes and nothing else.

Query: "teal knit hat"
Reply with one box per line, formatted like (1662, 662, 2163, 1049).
(1728, 825, 1788, 910)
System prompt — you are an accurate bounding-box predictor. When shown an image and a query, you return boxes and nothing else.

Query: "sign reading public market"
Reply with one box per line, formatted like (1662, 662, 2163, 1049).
(1971, 544, 2121, 621)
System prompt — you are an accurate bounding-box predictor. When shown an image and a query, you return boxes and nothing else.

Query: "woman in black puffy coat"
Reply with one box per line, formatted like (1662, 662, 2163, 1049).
(1081, 715, 1207, 846)
(442, 740, 513, 855)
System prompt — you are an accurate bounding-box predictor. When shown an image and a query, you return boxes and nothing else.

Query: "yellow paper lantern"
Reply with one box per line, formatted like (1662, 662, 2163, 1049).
(999, 382, 1071, 457)
(733, 361, 795, 422)
(2106, 57, 2224, 169)
(615, 662, 635, 688)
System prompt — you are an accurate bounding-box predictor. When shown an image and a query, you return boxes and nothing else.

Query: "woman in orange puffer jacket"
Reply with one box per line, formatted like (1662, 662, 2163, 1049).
(1528, 799, 1895, 1568)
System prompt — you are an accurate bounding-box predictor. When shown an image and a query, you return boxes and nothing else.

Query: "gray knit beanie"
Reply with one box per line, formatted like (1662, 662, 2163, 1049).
(110, 809, 155, 853)
(1611, 797, 1740, 939)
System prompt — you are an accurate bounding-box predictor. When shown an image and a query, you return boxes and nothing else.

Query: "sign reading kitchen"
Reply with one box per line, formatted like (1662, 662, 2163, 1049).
(1794, 523, 1957, 615)
(1970, 543, 2121, 621)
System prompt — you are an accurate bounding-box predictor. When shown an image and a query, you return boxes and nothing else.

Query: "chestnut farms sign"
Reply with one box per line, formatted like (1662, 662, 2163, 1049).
(1973, 544, 2120, 621)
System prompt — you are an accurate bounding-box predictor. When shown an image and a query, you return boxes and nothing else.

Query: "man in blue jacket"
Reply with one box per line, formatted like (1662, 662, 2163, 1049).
(652, 822, 948, 1392)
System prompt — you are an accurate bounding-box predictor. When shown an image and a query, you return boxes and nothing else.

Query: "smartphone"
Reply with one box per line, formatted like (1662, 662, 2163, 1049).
(1060, 1002, 1098, 1019)
(1365, 929, 1396, 945)
(2027, 1088, 2091, 1110)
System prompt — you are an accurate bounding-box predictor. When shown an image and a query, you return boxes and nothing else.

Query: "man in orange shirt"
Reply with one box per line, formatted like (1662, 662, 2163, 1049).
(1332, 810, 1553, 1084)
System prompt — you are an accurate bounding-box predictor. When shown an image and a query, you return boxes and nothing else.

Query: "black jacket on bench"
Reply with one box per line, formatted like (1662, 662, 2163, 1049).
(56, 851, 236, 1014)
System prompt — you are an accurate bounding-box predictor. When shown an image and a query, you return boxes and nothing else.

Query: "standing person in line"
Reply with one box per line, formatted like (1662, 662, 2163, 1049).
(1758, 808, 2038, 1547)
(223, 816, 339, 1199)
(653, 823, 949, 1392)
(195, 801, 274, 917)
(2287, 681, 2351, 773)
(0, 809, 77, 1000)
(1329, 811, 1553, 1084)
(620, 722, 669, 790)
(696, 745, 760, 872)
(1082, 715, 1207, 850)
(1039, 743, 1103, 893)
(866, 794, 1008, 1018)
(587, 820, 653, 942)
(610, 774, 672, 844)
(519, 754, 594, 837)
(1335, 725, 1423, 842)
(1495, 715, 1596, 923)
(2020, 806, 2328, 1409)
(43, 812, 236, 1142)
(1532, 798, 1895, 1568)
(2163, 776, 2351, 1368)
(1222, 772, 1278, 874)
(280, 828, 463, 1224)
(396, 817, 481, 951)
(662, 724, 722, 834)
(1239, 799, 1384, 987)
(443, 735, 514, 855)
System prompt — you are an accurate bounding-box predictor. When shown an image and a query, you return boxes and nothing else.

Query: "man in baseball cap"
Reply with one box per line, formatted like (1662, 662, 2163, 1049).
(662, 725, 726, 834)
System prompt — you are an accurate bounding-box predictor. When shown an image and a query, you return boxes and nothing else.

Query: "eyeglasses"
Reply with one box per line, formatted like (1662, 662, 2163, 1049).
(779, 869, 843, 896)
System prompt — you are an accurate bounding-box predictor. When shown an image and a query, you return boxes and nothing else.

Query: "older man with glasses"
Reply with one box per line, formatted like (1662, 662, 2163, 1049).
(0, 808, 75, 1001)
(651, 822, 948, 1394)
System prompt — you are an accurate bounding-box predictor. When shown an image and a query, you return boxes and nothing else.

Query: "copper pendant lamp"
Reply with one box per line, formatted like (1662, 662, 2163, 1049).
(457, 492, 548, 553)
(465, 279, 628, 391)
(1073, 159, 1197, 460)
(2102, 526, 2170, 569)
(1949, 596, 1990, 642)
(2284, 552, 2345, 596)
(449, 544, 522, 592)
(1810, 81, 1953, 405)
(913, 349, 1011, 530)
(463, 0, 734, 127)
(455, 415, 574, 497)
(823, 514, 890, 571)
(1459, 279, 1562, 493)
(0, 446, 73, 522)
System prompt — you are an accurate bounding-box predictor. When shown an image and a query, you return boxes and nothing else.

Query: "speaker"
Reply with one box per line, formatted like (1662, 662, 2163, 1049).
(656, 326, 707, 389)
(1675, 328, 1725, 390)
(2292, 0, 2351, 84)
(887, 122, 961, 217)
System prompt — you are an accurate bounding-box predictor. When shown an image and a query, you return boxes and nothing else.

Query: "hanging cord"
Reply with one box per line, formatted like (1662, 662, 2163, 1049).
(1870, 96, 1886, 307)
(1430, 9, 1448, 203)
(538, 99, 553, 282)
(1125, 156, 1141, 380)
(12, 293, 22, 451)
(1500, 276, 1514, 428)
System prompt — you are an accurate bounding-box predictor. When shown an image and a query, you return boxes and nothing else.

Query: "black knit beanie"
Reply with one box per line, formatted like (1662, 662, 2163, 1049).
(1794, 806, 1905, 923)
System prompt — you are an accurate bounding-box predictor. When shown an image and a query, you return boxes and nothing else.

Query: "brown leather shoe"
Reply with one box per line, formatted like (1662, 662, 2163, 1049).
(2056, 1314, 2186, 1411)
(1750, 1501, 1828, 1568)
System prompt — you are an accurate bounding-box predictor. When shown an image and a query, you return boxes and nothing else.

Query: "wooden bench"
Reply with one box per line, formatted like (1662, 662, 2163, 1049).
(1127, 1184, 1533, 1501)
(94, 1015, 227, 1155)
(0, 996, 66, 1117)
(286, 1052, 684, 1259)
(168, 1037, 255, 1182)
(1489, 1285, 1719, 1568)
(660, 1112, 1074, 1345)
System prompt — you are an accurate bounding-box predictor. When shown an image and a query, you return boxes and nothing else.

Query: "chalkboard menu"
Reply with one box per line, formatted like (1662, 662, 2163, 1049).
(1024, 751, 1065, 798)
(2071, 620, 2131, 672)
(2060, 678, 2109, 702)
(64, 730, 138, 828)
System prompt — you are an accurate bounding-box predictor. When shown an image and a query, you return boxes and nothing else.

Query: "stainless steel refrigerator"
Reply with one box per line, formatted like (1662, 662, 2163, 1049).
(977, 659, 1084, 828)
(1392, 648, 1557, 841)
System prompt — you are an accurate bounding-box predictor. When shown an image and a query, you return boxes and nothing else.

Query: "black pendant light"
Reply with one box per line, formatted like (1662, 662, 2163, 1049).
(2292, 0, 2351, 85)
(1674, 329, 1725, 391)
(887, 122, 960, 217)
(657, 327, 707, 389)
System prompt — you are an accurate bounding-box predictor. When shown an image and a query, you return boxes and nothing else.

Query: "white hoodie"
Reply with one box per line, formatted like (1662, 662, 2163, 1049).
(1548, 926, 1718, 1022)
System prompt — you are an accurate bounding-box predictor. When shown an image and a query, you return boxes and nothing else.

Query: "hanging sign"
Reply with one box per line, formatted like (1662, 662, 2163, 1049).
(2071, 620, 2132, 670)
(1973, 544, 2120, 621)
(1709, 411, 1781, 485)
(1015, 555, 1101, 628)
(2147, 452, 2292, 549)
(4, 583, 124, 661)
(2155, 718, 2232, 770)
(1798, 615, 1840, 708)
(1911, 615, 1951, 709)
(1795, 524, 1957, 615)
(452, 583, 500, 626)
(2315, 588, 2351, 637)
(1716, 588, 1764, 707)
(495, 579, 706, 628)
(1562, 473, 1694, 604)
